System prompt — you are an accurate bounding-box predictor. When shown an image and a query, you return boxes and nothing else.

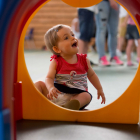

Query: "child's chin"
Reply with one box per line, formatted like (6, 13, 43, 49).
(75, 49, 79, 53)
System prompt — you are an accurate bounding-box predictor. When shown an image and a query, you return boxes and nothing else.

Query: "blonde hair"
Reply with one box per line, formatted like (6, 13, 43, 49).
(44, 24, 65, 55)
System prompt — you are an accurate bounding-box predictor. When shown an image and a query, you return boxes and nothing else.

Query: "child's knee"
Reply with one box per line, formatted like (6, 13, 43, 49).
(34, 81, 46, 91)
(83, 92, 92, 103)
(35, 81, 48, 97)
(35, 81, 45, 87)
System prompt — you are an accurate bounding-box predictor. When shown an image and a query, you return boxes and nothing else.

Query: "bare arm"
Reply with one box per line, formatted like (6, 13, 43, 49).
(45, 59, 61, 100)
(86, 58, 106, 104)
(71, 18, 79, 32)
(75, 20, 79, 32)
(121, 13, 129, 27)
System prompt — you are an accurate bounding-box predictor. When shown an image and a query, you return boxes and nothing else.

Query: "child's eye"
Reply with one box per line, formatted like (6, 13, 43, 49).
(64, 36, 68, 40)
(72, 34, 75, 37)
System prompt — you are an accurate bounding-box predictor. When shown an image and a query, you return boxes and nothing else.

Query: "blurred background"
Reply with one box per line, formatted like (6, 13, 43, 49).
(24, 0, 77, 50)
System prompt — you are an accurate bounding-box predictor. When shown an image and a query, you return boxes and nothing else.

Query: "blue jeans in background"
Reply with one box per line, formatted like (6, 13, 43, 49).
(95, 1, 119, 58)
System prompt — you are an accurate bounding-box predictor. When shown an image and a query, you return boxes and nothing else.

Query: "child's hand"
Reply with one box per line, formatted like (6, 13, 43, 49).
(97, 89, 106, 104)
(47, 87, 61, 100)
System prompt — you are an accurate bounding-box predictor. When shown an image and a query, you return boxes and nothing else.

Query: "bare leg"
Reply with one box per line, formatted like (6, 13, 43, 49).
(34, 82, 91, 110)
(70, 92, 91, 109)
(34, 81, 79, 110)
(34, 81, 48, 98)
(88, 37, 95, 52)
(78, 39, 89, 54)
(117, 37, 125, 51)
(137, 39, 140, 61)
(126, 40, 134, 62)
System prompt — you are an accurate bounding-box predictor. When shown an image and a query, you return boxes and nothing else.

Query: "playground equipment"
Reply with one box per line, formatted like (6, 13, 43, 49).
(0, 0, 140, 140)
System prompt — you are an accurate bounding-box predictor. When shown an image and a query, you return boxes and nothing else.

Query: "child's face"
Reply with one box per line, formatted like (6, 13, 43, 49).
(56, 26, 78, 56)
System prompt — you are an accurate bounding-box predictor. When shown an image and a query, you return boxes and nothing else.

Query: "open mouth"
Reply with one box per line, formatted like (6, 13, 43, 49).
(72, 41, 77, 47)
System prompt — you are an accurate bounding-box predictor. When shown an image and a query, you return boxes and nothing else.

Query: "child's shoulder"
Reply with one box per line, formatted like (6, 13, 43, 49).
(77, 53, 87, 59)
(50, 54, 61, 61)
(77, 53, 87, 57)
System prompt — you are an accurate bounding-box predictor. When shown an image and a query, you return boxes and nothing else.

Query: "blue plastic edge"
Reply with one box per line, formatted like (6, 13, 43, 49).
(0, 109, 11, 140)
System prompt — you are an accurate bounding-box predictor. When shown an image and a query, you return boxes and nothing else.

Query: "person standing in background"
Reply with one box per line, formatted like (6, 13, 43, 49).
(78, 6, 97, 66)
(116, 6, 127, 58)
(71, 16, 80, 39)
(123, 14, 140, 66)
(95, 0, 123, 66)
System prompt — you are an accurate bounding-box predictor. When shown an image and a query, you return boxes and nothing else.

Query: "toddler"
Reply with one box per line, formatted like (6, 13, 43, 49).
(35, 24, 106, 110)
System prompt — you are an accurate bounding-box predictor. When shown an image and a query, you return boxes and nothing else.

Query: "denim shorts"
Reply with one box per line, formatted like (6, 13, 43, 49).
(126, 24, 140, 40)
(78, 9, 94, 42)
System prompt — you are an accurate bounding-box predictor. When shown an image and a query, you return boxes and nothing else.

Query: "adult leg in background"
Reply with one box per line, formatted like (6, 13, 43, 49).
(126, 39, 134, 62)
(95, 1, 109, 58)
(137, 39, 140, 62)
(78, 8, 94, 54)
(107, 4, 119, 58)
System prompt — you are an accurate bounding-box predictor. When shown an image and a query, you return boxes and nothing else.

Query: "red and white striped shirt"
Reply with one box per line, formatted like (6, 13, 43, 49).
(50, 54, 89, 91)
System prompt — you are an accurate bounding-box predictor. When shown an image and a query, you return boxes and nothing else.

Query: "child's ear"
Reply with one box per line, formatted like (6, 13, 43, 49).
(53, 46, 61, 53)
